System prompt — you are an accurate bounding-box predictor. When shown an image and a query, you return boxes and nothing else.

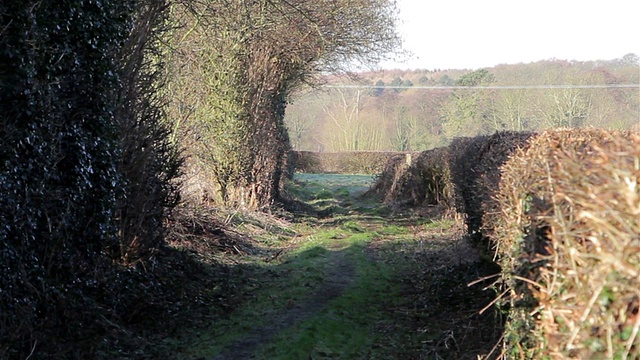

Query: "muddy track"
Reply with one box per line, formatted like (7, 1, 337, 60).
(211, 249, 356, 359)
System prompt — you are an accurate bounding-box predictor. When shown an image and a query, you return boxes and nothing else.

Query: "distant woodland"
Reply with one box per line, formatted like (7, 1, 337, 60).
(285, 55, 640, 152)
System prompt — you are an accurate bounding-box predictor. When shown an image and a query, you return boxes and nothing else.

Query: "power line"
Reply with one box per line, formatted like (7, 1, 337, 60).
(322, 84, 640, 90)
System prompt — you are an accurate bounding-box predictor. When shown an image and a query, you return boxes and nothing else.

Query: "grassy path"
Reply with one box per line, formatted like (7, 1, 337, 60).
(174, 174, 503, 359)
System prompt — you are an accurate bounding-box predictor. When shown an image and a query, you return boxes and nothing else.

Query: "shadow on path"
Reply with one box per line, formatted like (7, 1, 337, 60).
(211, 248, 355, 360)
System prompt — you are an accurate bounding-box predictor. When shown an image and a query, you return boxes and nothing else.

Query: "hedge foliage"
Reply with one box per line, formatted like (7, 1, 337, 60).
(492, 129, 639, 359)
(1, 1, 180, 356)
(1, 0, 128, 331)
(368, 148, 454, 207)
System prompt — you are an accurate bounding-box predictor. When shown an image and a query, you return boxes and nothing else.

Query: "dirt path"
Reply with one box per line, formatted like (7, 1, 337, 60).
(211, 249, 355, 360)
(172, 174, 503, 359)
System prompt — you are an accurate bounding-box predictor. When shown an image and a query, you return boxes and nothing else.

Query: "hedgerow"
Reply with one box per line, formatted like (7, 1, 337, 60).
(0, 1, 180, 356)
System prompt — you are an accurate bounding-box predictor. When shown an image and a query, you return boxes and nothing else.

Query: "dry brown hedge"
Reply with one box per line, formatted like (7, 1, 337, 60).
(369, 148, 454, 207)
(370, 129, 639, 359)
(367, 153, 412, 203)
(369, 131, 532, 214)
(407, 147, 455, 207)
(492, 129, 640, 359)
(448, 132, 534, 244)
(291, 150, 410, 174)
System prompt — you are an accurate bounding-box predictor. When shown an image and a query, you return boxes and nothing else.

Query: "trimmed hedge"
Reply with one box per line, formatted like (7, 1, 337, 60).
(291, 150, 413, 174)
(448, 132, 534, 248)
(1, 5, 130, 355)
(0, 1, 180, 357)
(369, 147, 454, 208)
(492, 129, 639, 359)
(372, 129, 639, 358)
(371, 131, 532, 218)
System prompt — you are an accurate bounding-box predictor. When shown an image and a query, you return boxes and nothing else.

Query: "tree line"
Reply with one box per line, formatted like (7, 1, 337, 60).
(285, 55, 640, 152)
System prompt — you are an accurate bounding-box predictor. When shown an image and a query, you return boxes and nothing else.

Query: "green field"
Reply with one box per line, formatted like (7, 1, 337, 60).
(292, 173, 376, 197)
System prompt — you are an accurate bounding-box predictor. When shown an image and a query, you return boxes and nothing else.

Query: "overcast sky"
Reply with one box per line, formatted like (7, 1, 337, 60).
(379, 0, 640, 70)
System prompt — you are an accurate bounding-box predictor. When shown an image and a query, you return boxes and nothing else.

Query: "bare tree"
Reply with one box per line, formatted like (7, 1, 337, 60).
(492, 89, 529, 131)
(534, 67, 597, 129)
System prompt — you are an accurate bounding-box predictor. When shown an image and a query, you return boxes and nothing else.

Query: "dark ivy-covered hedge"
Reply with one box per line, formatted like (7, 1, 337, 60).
(0, 1, 179, 356)
(1, 0, 127, 309)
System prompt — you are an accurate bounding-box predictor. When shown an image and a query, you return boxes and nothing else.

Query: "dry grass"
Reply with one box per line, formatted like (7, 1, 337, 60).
(493, 128, 640, 359)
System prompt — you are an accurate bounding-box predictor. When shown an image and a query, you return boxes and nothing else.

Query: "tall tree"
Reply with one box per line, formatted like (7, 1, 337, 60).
(391, 105, 416, 151)
(322, 88, 382, 151)
(491, 89, 529, 131)
(169, 0, 401, 207)
(441, 69, 495, 140)
(534, 65, 595, 129)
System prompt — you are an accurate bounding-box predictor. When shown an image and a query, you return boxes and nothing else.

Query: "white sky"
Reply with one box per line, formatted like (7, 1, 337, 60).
(379, 0, 640, 70)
